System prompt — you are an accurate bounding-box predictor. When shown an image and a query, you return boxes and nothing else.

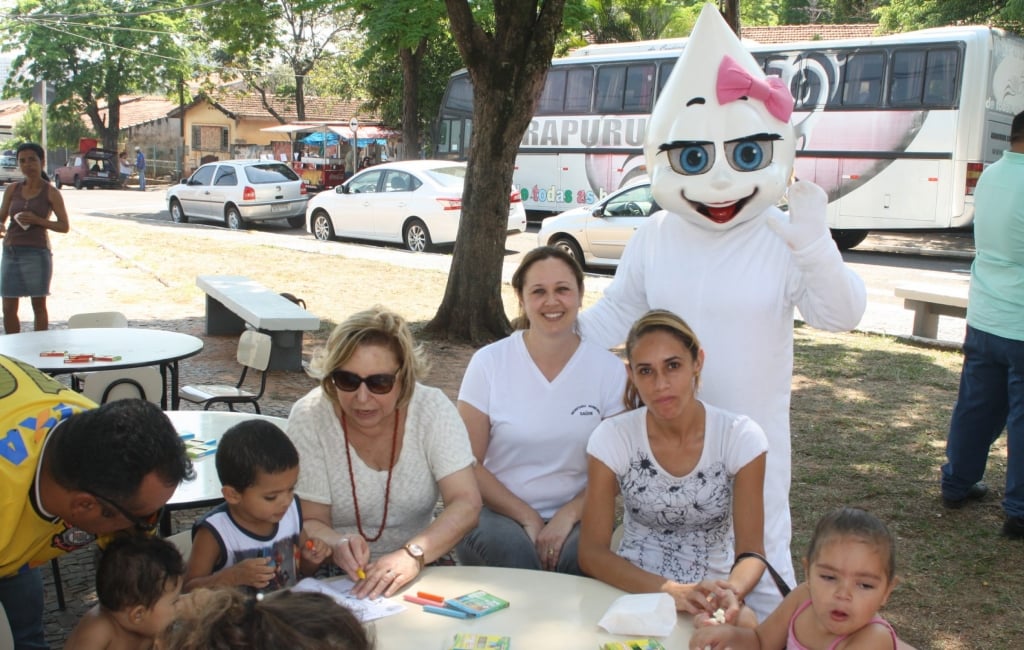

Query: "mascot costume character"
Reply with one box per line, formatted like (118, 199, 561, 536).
(579, 4, 867, 619)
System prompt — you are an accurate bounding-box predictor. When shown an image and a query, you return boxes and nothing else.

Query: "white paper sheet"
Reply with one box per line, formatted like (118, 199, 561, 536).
(292, 577, 407, 622)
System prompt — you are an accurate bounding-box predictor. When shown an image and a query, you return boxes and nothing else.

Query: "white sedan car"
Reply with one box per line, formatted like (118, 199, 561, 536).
(537, 180, 655, 268)
(306, 160, 527, 252)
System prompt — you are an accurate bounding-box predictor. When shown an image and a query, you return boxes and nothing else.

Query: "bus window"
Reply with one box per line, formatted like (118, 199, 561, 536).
(565, 67, 594, 112)
(446, 76, 473, 113)
(924, 49, 958, 105)
(624, 63, 656, 111)
(596, 65, 626, 112)
(437, 120, 451, 153)
(841, 52, 884, 106)
(890, 50, 925, 106)
(450, 120, 464, 153)
(538, 69, 567, 114)
(657, 61, 675, 98)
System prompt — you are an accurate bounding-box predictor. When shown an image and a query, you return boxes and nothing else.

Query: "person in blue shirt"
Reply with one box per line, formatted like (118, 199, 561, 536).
(942, 110, 1024, 539)
(134, 147, 146, 191)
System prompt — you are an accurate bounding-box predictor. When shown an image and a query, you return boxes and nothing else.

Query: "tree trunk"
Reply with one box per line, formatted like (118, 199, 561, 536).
(722, 0, 740, 34)
(86, 100, 119, 151)
(425, 0, 566, 344)
(399, 40, 426, 160)
(295, 72, 307, 121)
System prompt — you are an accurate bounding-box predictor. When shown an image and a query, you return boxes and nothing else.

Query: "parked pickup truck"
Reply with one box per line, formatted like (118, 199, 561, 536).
(53, 148, 121, 189)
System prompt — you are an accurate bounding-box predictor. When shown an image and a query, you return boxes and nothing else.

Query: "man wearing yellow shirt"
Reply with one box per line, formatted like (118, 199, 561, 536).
(0, 354, 194, 649)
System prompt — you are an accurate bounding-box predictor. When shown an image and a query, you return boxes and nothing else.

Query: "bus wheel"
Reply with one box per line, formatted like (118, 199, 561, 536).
(830, 229, 869, 251)
(552, 236, 584, 265)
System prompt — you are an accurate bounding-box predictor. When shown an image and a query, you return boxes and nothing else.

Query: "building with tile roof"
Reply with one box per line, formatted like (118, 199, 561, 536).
(741, 23, 882, 44)
(169, 91, 381, 174)
(0, 99, 29, 140)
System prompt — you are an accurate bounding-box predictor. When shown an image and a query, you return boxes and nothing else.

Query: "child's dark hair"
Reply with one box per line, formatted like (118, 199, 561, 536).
(97, 535, 185, 610)
(165, 588, 372, 650)
(806, 506, 896, 581)
(215, 420, 299, 490)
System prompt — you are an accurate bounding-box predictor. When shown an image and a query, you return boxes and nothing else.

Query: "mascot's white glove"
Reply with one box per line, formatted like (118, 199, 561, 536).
(766, 180, 830, 251)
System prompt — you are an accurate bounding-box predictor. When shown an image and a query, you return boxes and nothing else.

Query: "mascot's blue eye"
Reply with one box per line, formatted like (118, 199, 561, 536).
(724, 138, 773, 172)
(664, 143, 715, 175)
(732, 142, 763, 170)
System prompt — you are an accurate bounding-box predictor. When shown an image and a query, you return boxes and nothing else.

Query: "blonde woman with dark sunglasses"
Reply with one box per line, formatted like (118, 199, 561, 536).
(287, 306, 481, 600)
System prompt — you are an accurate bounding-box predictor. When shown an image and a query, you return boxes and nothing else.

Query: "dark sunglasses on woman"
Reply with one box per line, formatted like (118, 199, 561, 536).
(330, 369, 398, 394)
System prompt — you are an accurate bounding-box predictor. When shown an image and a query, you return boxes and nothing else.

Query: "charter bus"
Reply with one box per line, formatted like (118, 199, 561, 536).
(434, 26, 1024, 248)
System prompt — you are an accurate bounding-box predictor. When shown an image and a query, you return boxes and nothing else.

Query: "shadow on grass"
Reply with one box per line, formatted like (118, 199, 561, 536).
(789, 326, 1020, 649)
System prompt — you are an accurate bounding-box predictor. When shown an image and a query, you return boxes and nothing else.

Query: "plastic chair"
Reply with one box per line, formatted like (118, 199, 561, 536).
(68, 311, 130, 392)
(179, 330, 272, 413)
(80, 367, 164, 405)
(166, 530, 193, 562)
(67, 311, 128, 329)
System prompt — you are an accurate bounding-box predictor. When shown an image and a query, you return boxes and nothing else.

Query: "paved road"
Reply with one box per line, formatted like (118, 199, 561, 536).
(62, 187, 973, 345)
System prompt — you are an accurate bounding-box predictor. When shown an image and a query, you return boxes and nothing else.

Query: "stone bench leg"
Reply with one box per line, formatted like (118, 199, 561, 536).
(904, 300, 940, 339)
(205, 295, 247, 336)
(903, 299, 968, 339)
(264, 329, 305, 371)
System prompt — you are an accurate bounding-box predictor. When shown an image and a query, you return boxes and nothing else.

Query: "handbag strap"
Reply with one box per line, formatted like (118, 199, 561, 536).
(733, 551, 792, 597)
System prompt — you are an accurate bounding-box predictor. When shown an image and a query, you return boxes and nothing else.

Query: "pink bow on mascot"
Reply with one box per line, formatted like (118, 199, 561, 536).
(580, 4, 867, 620)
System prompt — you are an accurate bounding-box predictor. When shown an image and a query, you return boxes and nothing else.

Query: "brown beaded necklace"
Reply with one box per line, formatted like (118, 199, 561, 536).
(341, 410, 400, 542)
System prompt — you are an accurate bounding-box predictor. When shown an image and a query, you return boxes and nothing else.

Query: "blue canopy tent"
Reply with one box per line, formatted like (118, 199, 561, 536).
(300, 131, 339, 145)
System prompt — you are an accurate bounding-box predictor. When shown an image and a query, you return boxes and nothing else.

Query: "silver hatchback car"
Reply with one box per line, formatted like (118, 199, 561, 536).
(0, 153, 25, 185)
(167, 160, 308, 229)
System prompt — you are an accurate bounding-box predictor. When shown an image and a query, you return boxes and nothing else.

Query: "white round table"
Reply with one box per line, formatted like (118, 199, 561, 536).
(161, 410, 288, 535)
(359, 565, 694, 647)
(0, 327, 204, 408)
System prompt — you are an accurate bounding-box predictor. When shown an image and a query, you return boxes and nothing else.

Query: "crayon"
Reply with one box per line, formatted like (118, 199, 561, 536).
(305, 539, 315, 551)
(403, 595, 439, 606)
(423, 604, 469, 619)
(416, 591, 445, 603)
(356, 568, 366, 580)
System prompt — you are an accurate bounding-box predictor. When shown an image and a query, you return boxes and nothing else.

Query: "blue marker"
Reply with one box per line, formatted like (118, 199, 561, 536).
(423, 604, 470, 619)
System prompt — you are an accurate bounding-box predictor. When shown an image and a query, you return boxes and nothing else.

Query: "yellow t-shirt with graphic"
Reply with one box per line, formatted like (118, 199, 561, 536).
(0, 354, 97, 578)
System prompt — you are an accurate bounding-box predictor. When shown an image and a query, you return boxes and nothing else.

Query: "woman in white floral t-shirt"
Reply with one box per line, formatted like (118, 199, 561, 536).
(579, 309, 768, 627)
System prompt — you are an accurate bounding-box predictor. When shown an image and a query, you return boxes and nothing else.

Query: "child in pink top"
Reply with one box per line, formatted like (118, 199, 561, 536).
(690, 507, 916, 650)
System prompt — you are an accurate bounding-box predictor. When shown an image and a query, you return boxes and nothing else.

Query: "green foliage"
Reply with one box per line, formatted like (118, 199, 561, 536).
(875, 0, 1024, 31)
(200, 0, 355, 121)
(9, 102, 90, 150)
(2, 0, 195, 147)
(12, 103, 41, 143)
(358, 31, 462, 149)
(561, 0, 787, 45)
(305, 33, 369, 100)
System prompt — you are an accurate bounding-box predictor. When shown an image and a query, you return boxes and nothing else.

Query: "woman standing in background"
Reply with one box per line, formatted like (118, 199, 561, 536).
(0, 142, 69, 333)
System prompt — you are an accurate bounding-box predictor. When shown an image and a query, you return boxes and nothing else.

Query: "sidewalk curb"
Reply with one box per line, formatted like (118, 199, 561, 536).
(858, 244, 974, 261)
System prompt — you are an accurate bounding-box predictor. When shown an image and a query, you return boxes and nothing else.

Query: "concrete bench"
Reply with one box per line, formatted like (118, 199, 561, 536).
(196, 275, 319, 371)
(894, 283, 968, 339)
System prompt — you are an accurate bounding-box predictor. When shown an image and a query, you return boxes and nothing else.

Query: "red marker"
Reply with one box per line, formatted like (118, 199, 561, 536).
(416, 591, 445, 604)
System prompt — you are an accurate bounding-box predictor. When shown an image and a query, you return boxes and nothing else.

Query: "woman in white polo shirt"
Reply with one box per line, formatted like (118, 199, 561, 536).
(456, 246, 626, 573)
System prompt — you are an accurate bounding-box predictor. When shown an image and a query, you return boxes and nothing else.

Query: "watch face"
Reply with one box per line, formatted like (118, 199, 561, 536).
(407, 543, 424, 556)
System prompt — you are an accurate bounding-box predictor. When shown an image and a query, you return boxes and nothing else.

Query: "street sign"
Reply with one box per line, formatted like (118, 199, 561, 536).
(31, 81, 57, 106)
(349, 117, 359, 135)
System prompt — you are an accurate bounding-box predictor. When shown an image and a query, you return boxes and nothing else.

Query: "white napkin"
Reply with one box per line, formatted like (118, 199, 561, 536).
(597, 593, 676, 637)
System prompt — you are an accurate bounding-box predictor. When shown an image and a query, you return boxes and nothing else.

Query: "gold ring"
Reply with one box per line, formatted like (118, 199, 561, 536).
(547, 549, 555, 555)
